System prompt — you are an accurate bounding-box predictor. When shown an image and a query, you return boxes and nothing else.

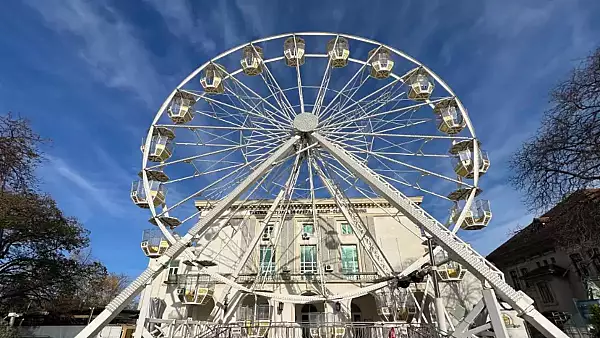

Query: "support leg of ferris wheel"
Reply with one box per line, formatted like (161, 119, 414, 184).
(211, 153, 303, 322)
(312, 132, 568, 338)
(74, 137, 300, 338)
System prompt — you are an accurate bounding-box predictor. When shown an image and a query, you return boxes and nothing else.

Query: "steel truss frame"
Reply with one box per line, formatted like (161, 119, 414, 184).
(76, 133, 567, 338)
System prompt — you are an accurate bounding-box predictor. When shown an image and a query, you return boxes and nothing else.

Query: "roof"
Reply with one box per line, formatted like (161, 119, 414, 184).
(487, 189, 600, 268)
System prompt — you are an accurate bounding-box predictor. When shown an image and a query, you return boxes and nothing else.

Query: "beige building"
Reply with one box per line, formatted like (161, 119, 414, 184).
(487, 189, 600, 335)
(140, 197, 483, 328)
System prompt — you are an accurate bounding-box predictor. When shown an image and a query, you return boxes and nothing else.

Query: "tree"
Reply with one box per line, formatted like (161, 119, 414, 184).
(0, 113, 127, 315)
(510, 49, 600, 253)
(510, 48, 600, 211)
(0, 113, 43, 193)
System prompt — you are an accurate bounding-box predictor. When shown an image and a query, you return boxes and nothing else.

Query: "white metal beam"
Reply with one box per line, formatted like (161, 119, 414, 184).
(74, 136, 299, 338)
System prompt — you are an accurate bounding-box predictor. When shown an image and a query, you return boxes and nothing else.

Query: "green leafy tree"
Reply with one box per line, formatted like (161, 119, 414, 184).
(0, 113, 127, 316)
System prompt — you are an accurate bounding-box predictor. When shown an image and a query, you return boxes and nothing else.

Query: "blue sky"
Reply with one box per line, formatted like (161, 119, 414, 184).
(1, 0, 599, 277)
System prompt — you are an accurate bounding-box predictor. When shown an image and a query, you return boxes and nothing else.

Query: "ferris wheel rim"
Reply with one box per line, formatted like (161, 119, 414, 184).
(138, 32, 486, 304)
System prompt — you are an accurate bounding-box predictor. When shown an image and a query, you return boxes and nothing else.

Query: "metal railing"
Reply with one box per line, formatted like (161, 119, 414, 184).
(164, 272, 381, 285)
(146, 320, 441, 338)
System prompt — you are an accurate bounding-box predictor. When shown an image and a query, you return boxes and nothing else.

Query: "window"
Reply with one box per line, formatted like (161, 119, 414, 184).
(262, 223, 274, 238)
(550, 257, 556, 264)
(300, 245, 317, 275)
(341, 245, 359, 280)
(570, 253, 590, 277)
(537, 282, 555, 304)
(587, 248, 600, 272)
(302, 222, 314, 234)
(536, 262, 541, 268)
(509, 270, 521, 290)
(520, 268, 531, 288)
(340, 222, 353, 235)
(168, 260, 179, 282)
(259, 246, 275, 274)
(543, 259, 548, 266)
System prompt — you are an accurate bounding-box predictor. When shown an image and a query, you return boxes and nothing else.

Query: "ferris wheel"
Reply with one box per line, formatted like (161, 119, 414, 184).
(79, 33, 568, 338)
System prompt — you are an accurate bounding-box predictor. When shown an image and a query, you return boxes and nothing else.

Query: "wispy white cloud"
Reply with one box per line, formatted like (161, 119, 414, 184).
(24, 0, 164, 107)
(143, 0, 216, 53)
(43, 155, 128, 218)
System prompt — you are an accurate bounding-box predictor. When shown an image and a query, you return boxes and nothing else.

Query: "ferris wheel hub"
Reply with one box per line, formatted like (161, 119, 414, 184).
(293, 112, 318, 133)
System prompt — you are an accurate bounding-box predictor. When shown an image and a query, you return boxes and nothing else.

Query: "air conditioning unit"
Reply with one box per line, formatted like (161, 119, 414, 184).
(302, 232, 310, 240)
(262, 233, 270, 241)
(324, 265, 333, 273)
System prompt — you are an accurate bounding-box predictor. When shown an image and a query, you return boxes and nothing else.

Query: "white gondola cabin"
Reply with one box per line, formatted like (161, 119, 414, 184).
(238, 298, 271, 338)
(130, 180, 166, 208)
(368, 47, 394, 79)
(450, 140, 490, 178)
(433, 99, 465, 134)
(168, 91, 196, 124)
(140, 229, 169, 258)
(326, 37, 349, 68)
(200, 63, 225, 94)
(241, 45, 264, 76)
(284, 36, 305, 67)
(143, 127, 175, 163)
(308, 313, 345, 338)
(434, 250, 466, 282)
(374, 288, 398, 321)
(407, 68, 434, 101)
(179, 274, 214, 305)
(453, 199, 492, 230)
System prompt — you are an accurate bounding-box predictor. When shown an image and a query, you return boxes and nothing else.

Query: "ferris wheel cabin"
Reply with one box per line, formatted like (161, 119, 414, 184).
(130, 180, 166, 208)
(176, 274, 215, 305)
(326, 37, 350, 68)
(200, 63, 225, 94)
(450, 140, 491, 178)
(168, 91, 196, 124)
(434, 249, 467, 282)
(453, 199, 493, 230)
(142, 127, 175, 163)
(308, 313, 345, 338)
(433, 99, 465, 134)
(368, 47, 394, 79)
(407, 68, 434, 101)
(241, 45, 264, 76)
(238, 298, 271, 338)
(140, 228, 169, 258)
(284, 36, 306, 67)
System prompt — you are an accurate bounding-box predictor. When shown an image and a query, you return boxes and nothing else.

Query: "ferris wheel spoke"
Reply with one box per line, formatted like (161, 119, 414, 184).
(331, 136, 473, 188)
(203, 96, 287, 131)
(153, 142, 290, 218)
(224, 81, 291, 128)
(323, 97, 448, 132)
(214, 64, 291, 126)
(322, 156, 426, 239)
(319, 45, 383, 122)
(251, 48, 296, 121)
(312, 49, 333, 117)
(311, 153, 396, 277)
(318, 77, 401, 127)
(305, 148, 327, 295)
(154, 124, 282, 133)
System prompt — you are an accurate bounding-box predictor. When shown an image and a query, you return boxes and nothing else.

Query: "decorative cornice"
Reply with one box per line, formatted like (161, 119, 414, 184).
(194, 197, 423, 213)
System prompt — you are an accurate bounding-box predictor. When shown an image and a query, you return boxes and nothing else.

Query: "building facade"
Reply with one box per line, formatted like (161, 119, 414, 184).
(140, 197, 483, 330)
(487, 189, 600, 334)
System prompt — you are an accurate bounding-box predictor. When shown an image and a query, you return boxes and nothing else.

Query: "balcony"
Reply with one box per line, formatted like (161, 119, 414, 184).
(145, 320, 437, 338)
(164, 272, 381, 285)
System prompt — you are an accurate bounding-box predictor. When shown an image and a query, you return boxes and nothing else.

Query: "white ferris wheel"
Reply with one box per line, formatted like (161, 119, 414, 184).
(79, 33, 568, 338)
